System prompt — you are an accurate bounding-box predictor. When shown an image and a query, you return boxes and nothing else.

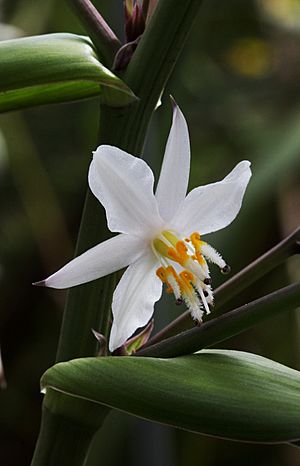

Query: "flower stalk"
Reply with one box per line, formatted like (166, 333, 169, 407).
(55, 0, 205, 364)
(67, 0, 121, 66)
(32, 1, 205, 465)
(31, 389, 109, 466)
(137, 282, 300, 358)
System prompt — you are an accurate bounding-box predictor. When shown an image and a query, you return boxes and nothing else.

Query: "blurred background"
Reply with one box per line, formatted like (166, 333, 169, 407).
(0, 0, 300, 465)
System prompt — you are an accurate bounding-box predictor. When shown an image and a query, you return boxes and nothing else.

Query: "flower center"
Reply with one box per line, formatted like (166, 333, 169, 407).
(152, 230, 230, 322)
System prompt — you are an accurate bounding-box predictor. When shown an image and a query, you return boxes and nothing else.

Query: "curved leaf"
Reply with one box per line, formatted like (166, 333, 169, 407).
(42, 350, 300, 443)
(0, 33, 137, 112)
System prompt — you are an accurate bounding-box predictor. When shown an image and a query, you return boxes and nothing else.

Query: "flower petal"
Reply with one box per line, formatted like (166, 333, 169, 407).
(109, 251, 162, 352)
(171, 161, 252, 236)
(88, 146, 162, 237)
(40, 234, 146, 289)
(155, 100, 190, 222)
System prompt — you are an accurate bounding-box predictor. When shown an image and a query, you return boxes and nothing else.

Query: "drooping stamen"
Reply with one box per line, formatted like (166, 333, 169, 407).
(178, 270, 204, 322)
(156, 266, 181, 300)
(153, 230, 227, 323)
(200, 242, 229, 273)
(221, 264, 231, 274)
(191, 277, 212, 315)
(165, 266, 181, 300)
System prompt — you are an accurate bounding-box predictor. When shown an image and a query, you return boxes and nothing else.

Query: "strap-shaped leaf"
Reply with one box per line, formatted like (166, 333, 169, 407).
(42, 350, 300, 443)
(0, 33, 136, 112)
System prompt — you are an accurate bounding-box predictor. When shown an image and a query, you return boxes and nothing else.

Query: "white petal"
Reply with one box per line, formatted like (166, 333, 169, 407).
(41, 234, 146, 289)
(171, 161, 252, 236)
(109, 251, 162, 352)
(88, 146, 162, 237)
(155, 100, 190, 222)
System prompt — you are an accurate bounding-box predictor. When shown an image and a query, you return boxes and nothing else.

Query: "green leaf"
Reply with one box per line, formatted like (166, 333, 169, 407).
(0, 33, 137, 112)
(42, 350, 300, 443)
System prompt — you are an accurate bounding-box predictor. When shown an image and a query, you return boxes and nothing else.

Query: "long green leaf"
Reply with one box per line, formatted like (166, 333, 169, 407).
(0, 33, 136, 112)
(41, 350, 300, 443)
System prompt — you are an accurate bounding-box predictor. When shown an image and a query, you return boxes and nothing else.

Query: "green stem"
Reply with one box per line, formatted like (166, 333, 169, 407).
(32, 1, 204, 464)
(31, 408, 96, 466)
(31, 390, 108, 466)
(145, 226, 300, 347)
(68, 0, 121, 66)
(137, 282, 300, 358)
(57, 0, 204, 364)
(55, 190, 113, 362)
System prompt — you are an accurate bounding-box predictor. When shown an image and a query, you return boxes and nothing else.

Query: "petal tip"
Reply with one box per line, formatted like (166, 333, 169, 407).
(240, 160, 252, 169)
(169, 94, 177, 109)
(32, 279, 46, 287)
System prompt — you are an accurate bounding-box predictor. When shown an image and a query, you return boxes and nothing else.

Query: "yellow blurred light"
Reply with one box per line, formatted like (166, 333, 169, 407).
(226, 38, 272, 77)
(259, 0, 300, 29)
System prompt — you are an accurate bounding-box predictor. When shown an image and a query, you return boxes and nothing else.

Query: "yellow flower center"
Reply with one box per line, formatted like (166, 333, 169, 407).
(152, 230, 230, 322)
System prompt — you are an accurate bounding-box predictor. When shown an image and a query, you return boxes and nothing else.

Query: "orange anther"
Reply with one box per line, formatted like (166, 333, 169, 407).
(167, 247, 181, 264)
(180, 270, 193, 281)
(176, 241, 188, 254)
(156, 267, 167, 282)
(175, 241, 189, 264)
(196, 251, 205, 265)
(190, 232, 201, 251)
(178, 270, 194, 293)
(166, 266, 178, 279)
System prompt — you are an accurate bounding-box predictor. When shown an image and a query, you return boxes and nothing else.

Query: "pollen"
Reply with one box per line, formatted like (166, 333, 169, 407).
(152, 230, 229, 323)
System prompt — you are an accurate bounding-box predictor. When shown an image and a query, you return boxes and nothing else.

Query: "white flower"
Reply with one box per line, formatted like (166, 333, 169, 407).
(37, 102, 251, 352)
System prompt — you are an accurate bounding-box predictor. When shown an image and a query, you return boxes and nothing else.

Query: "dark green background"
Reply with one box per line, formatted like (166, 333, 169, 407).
(0, 0, 299, 465)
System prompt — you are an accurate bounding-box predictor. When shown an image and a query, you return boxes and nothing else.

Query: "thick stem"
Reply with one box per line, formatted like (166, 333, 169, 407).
(31, 389, 109, 466)
(68, 0, 121, 66)
(56, 0, 204, 364)
(145, 227, 300, 347)
(31, 407, 97, 466)
(137, 282, 300, 358)
(32, 2, 204, 465)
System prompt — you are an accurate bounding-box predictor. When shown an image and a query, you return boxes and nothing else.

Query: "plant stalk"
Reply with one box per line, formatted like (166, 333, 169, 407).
(68, 0, 121, 66)
(31, 407, 97, 466)
(137, 282, 300, 358)
(32, 1, 204, 464)
(31, 389, 109, 466)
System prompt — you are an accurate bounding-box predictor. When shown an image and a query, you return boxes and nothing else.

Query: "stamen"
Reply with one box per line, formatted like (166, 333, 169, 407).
(191, 277, 211, 315)
(203, 277, 212, 285)
(178, 271, 203, 322)
(153, 229, 227, 323)
(156, 266, 181, 300)
(189, 306, 204, 323)
(200, 242, 228, 270)
(166, 266, 181, 300)
(221, 264, 231, 274)
(197, 286, 211, 315)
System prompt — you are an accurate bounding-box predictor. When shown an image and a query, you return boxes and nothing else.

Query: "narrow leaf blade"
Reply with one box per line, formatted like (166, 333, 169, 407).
(42, 350, 300, 443)
(0, 33, 136, 112)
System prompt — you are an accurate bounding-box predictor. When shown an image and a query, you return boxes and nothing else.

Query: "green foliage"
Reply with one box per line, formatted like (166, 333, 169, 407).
(0, 33, 136, 112)
(42, 350, 300, 443)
